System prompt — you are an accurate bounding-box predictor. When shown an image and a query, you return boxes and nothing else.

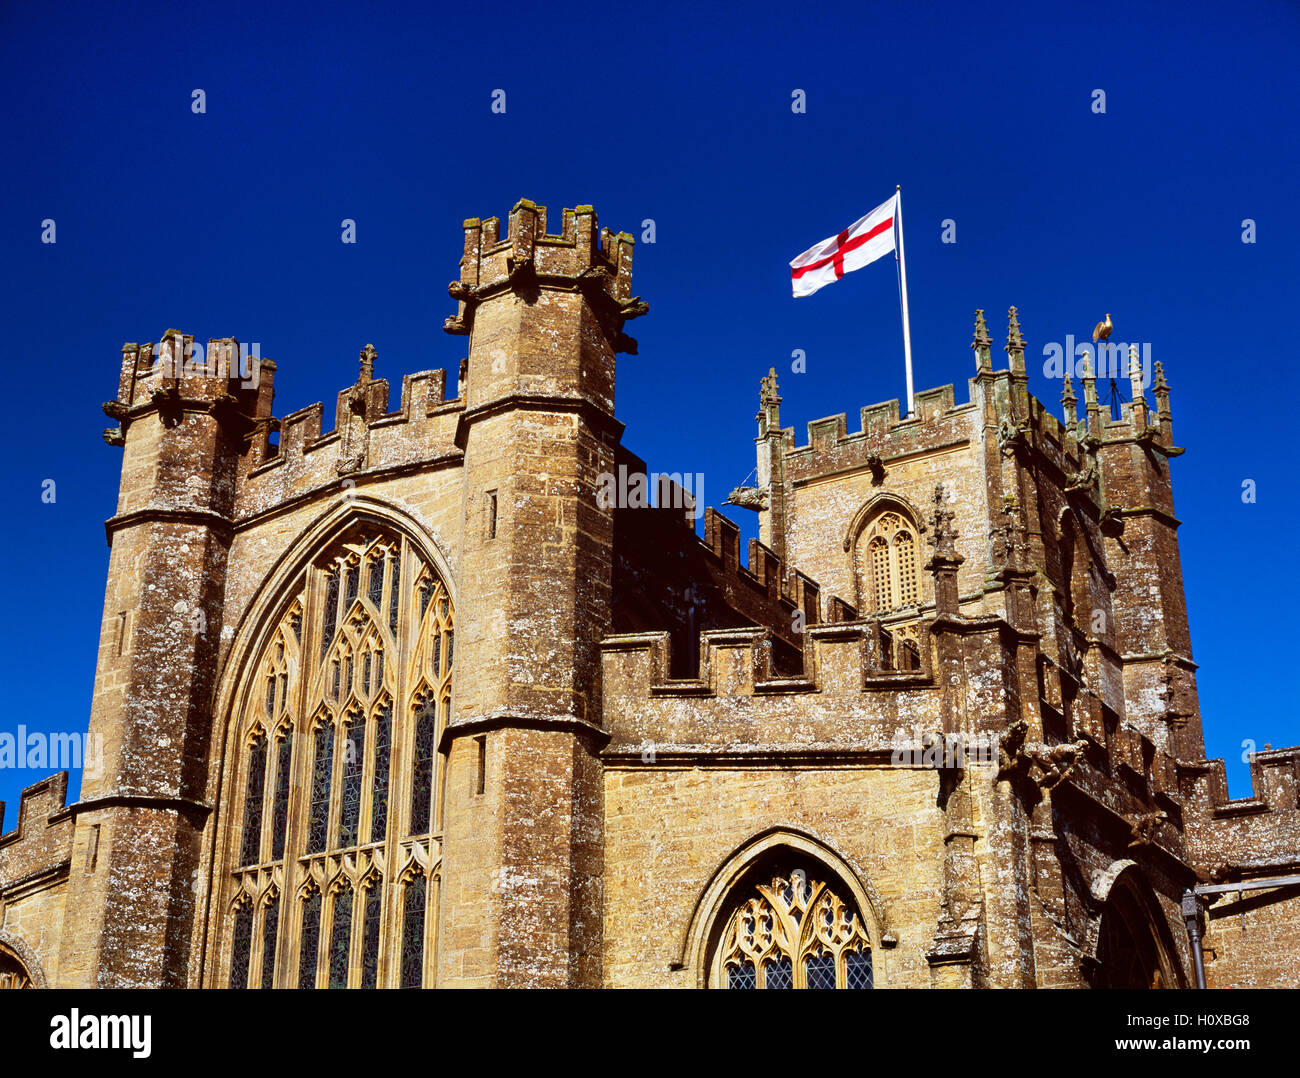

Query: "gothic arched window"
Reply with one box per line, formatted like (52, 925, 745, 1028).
(713, 867, 874, 989)
(858, 510, 921, 614)
(223, 529, 454, 989)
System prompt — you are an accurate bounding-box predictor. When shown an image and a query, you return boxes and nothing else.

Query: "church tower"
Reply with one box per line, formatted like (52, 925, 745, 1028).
(437, 200, 645, 986)
(58, 334, 267, 986)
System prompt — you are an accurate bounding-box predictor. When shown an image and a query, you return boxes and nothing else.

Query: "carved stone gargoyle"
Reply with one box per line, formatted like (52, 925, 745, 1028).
(866, 452, 886, 485)
(1125, 810, 1169, 849)
(1065, 457, 1098, 493)
(998, 718, 1088, 798)
(996, 415, 1027, 458)
(724, 486, 768, 511)
(151, 384, 183, 428)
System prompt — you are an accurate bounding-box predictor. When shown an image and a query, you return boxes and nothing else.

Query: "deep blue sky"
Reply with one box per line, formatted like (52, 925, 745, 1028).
(1, 0, 1297, 816)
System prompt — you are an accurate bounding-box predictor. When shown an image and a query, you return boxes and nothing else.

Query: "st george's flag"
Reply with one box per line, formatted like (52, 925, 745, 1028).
(789, 194, 898, 298)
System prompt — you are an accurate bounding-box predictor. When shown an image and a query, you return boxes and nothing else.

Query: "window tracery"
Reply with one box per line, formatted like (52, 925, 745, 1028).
(858, 509, 922, 615)
(715, 868, 873, 990)
(224, 529, 453, 988)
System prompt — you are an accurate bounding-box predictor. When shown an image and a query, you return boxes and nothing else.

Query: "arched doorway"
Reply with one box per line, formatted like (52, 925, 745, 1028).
(0, 941, 36, 989)
(1094, 869, 1182, 989)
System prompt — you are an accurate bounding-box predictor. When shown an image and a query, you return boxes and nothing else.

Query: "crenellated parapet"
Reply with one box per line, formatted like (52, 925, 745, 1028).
(1183, 746, 1300, 878)
(444, 199, 646, 355)
(0, 772, 73, 893)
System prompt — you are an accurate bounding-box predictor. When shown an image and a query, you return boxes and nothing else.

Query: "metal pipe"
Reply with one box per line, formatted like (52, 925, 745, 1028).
(1181, 872, 1300, 988)
(1182, 890, 1207, 990)
(1192, 873, 1300, 896)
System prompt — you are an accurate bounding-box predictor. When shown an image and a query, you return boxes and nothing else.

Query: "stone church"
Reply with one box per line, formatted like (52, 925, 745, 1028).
(1, 198, 1297, 990)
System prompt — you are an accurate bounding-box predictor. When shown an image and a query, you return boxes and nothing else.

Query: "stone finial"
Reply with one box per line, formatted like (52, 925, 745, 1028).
(359, 343, 377, 383)
(971, 309, 992, 371)
(758, 366, 782, 434)
(926, 483, 964, 615)
(1004, 306, 1024, 348)
(1127, 343, 1147, 428)
(1004, 306, 1026, 378)
(1061, 373, 1078, 427)
(1154, 361, 1171, 418)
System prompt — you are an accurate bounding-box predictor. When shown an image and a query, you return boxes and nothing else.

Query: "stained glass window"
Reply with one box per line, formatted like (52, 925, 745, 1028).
(370, 703, 392, 843)
(431, 634, 441, 678)
(328, 883, 354, 989)
(400, 876, 426, 989)
(338, 715, 364, 848)
(239, 736, 267, 866)
(367, 557, 384, 609)
(261, 896, 280, 989)
(361, 884, 382, 990)
(444, 629, 453, 669)
(270, 734, 292, 861)
(229, 902, 254, 990)
(410, 697, 437, 836)
(298, 892, 322, 989)
(308, 722, 334, 854)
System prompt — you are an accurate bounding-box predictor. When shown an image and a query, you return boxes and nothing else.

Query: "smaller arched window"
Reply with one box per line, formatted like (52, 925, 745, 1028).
(714, 866, 873, 989)
(858, 510, 922, 614)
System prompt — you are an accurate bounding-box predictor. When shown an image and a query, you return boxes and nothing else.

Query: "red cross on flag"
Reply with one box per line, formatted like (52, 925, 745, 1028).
(789, 194, 898, 298)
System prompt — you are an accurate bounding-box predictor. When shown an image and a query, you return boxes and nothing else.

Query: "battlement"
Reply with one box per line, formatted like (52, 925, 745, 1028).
(0, 772, 73, 888)
(1184, 747, 1300, 879)
(444, 199, 644, 342)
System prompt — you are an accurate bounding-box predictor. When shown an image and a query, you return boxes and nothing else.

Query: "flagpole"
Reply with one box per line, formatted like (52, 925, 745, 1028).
(895, 184, 916, 418)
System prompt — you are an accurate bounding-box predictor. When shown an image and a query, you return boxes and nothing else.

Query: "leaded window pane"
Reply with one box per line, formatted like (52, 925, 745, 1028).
(370, 704, 392, 843)
(845, 948, 873, 989)
(328, 885, 353, 989)
(229, 904, 254, 990)
(298, 892, 322, 989)
(239, 737, 267, 866)
(431, 634, 441, 678)
(444, 629, 453, 670)
(728, 962, 756, 989)
(270, 735, 292, 860)
(261, 897, 280, 989)
(361, 885, 382, 990)
(805, 952, 836, 989)
(321, 569, 339, 661)
(387, 559, 400, 638)
(338, 716, 364, 848)
(344, 562, 359, 612)
(400, 877, 426, 989)
(764, 957, 793, 989)
(307, 725, 333, 854)
(409, 699, 437, 836)
(368, 558, 384, 609)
